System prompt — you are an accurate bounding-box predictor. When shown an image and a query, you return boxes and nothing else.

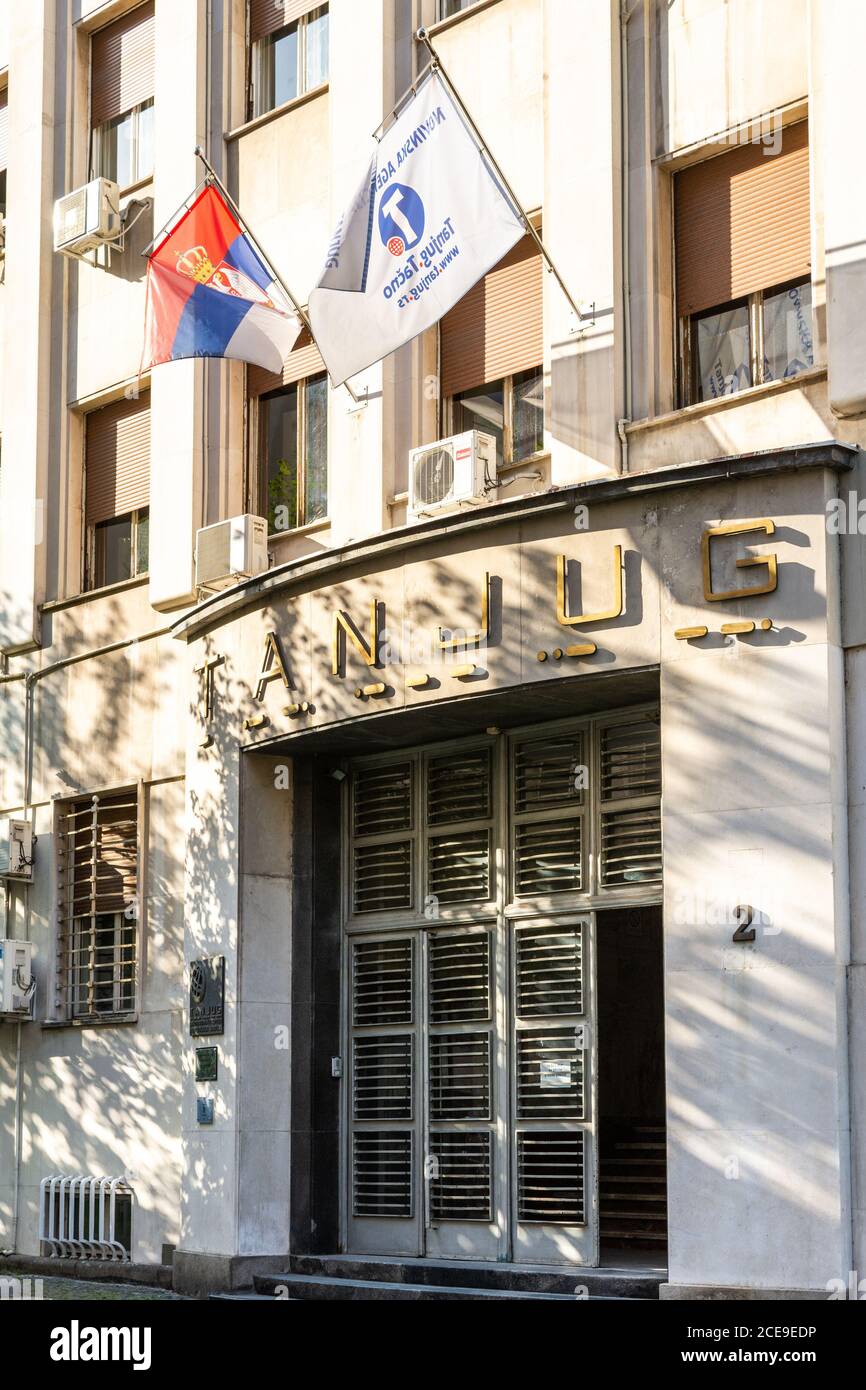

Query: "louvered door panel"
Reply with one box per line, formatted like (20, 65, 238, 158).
(428, 932, 491, 1023)
(516, 923, 583, 1017)
(598, 718, 662, 890)
(430, 1133, 493, 1222)
(427, 748, 491, 824)
(353, 762, 413, 836)
(352, 1132, 413, 1219)
(429, 1033, 491, 1120)
(512, 731, 585, 900)
(517, 1027, 584, 1119)
(515, 819, 581, 896)
(352, 938, 413, 1026)
(428, 829, 490, 904)
(353, 840, 412, 914)
(517, 1132, 585, 1224)
(514, 733, 584, 812)
(352, 1036, 413, 1120)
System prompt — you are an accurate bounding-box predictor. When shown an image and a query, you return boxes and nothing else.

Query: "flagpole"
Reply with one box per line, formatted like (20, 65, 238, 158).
(414, 28, 595, 328)
(192, 147, 364, 406)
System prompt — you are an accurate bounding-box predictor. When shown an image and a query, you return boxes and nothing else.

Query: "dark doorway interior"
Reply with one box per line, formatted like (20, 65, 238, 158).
(597, 906, 667, 1260)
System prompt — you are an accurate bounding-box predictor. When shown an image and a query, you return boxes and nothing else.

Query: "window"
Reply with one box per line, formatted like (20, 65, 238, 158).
(675, 120, 812, 405)
(90, 3, 155, 187)
(442, 235, 545, 467)
(0, 87, 8, 219)
(84, 393, 150, 591)
(439, 0, 480, 17)
(249, 328, 328, 532)
(56, 790, 139, 1022)
(250, 2, 329, 119)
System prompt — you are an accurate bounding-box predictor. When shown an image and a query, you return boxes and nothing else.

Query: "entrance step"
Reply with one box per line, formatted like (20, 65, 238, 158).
(252, 1273, 608, 1301)
(251, 1255, 663, 1301)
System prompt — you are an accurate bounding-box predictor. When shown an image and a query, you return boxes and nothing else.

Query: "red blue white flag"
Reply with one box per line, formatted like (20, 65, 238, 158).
(141, 183, 302, 374)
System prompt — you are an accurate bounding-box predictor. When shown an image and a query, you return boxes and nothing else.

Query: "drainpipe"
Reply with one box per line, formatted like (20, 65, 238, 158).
(619, 0, 641, 473)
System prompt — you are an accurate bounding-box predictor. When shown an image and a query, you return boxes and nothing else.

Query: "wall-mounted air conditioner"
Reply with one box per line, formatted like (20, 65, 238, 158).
(195, 515, 269, 591)
(408, 430, 496, 520)
(0, 818, 33, 881)
(0, 939, 34, 1017)
(53, 178, 121, 257)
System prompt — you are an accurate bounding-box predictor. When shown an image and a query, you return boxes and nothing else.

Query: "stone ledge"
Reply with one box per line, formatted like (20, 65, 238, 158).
(0, 1253, 173, 1289)
(660, 1282, 829, 1301)
(172, 1251, 290, 1297)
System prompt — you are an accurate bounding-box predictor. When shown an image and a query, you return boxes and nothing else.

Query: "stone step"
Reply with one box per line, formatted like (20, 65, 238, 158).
(253, 1273, 635, 1302)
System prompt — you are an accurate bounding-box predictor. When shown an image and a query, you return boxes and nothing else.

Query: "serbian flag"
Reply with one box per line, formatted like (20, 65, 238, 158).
(142, 183, 302, 374)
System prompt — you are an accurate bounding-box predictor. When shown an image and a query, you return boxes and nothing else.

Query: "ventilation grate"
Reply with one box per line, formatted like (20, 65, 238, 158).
(600, 807, 662, 887)
(600, 721, 661, 801)
(428, 829, 490, 904)
(352, 938, 414, 1027)
(353, 840, 412, 914)
(429, 1032, 491, 1121)
(429, 1133, 493, 1222)
(515, 924, 583, 1017)
(427, 748, 492, 825)
(352, 762, 413, 837)
(428, 932, 491, 1024)
(514, 818, 581, 896)
(517, 1131, 585, 1224)
(353, 1132, 413, 1218)
(352, 1035, 413, 1120)
(514, 733, 585, 813)
(517, 1027, 584, 1119)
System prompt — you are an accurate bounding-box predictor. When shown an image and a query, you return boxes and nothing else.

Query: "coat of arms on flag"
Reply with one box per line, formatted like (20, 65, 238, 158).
(141, 183, 302, 374)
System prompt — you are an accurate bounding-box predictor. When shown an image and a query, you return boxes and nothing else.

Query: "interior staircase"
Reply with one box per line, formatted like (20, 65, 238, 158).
(599, 1120, 668, 1250)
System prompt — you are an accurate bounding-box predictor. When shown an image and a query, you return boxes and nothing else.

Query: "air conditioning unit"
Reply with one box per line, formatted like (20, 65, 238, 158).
(0, 939, 34, 1017)
(195, 514, 269, 591)
(408, 430, 495, 519)
(0, 819, 33, 881)
(53, 178, 121, 257)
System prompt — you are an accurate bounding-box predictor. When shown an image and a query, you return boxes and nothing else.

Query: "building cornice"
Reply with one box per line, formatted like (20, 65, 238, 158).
(170, 441, 858, 644)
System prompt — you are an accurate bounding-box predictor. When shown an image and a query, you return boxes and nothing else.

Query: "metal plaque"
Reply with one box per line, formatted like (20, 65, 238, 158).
(196, 1097, 214, 1125)
(189, 956, 225, 1037)
(195, 1046, 218, 1082)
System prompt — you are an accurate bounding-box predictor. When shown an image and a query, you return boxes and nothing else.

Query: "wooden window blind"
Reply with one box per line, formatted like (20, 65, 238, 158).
(0, 89, 8, 172)
(91, 2, 155, 129)
(250, 0, 313, 42)
(85, 393, 151, 526)
(56, 791, 139, 1021)
(675, 120, 811, 318)
(248, 325, 325, 396)
(440, 235, 543, 397)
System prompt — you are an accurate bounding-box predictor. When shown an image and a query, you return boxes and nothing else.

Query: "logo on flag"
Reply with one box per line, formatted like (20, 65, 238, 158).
(308, 71, 525, 385)
(141, 184, 302, 375)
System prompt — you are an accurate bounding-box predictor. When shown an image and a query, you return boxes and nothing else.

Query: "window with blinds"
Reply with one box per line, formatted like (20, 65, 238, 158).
(0, 87, 8, 219)
(84, 393, 150, 590)
(441, 235, 544, 467)
(90, 3, 155, 187)
(249, 3, 329, 119)
(249, 331, 328, 535)
(56, 791, 140, 1022)
(674, 121, 813, 404)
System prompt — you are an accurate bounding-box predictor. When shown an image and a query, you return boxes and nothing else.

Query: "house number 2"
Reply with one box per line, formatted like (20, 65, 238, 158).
(732, 904, 756, 943)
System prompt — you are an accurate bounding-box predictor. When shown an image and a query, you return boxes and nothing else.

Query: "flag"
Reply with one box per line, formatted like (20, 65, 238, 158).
(142, 183, 302, 374)
(308, 71, 525, 386)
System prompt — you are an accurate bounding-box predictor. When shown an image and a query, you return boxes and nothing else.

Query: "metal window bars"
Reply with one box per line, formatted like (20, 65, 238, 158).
(39, 1175, 133, 1260)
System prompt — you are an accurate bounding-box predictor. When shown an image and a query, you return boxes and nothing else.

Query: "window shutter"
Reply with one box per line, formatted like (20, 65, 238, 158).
(248, 326, 326, 397)
(440, 234, 543, 397)
(85, 393, 151, 526)
(598, 717, 662, 889)
(91, 2, 155, 129)
(0, 89, 8, 173)
(250, 0, 314, 43)
(675, 120, 811, 317)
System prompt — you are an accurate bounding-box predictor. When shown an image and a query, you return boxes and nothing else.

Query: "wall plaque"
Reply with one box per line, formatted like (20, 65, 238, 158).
(195, 1046, 219, 1082)
(189, 956, 225, 1037)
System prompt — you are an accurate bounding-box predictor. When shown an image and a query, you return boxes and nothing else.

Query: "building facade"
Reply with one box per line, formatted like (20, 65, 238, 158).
(1, 0, 865, 1299)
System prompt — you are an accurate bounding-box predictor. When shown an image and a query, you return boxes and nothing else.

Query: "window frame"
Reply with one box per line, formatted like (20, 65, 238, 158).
(86, 506, 150, 594)
(677, 274, 814, 408)
(90, 96, 154, 189)
(249, 3, 330, 121)
(446, 366, 546, 470)
(252, 372, 329, 537)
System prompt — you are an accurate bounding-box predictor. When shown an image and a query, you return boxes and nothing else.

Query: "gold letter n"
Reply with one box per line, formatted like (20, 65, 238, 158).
(332, 600, 380, 677)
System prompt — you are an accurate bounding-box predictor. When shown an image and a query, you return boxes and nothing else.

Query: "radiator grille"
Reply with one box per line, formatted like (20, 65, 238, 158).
(430, 1133, 493, 1222)
(353, 1132, 413, 1218)
(429, 1032, 491, 1120)
(517, 1132, 585, 1224)
(428, 829, 490, 904)
(353, 840, 412, 914)
(427, 748, 492, 825)
(517, 1027, 584, 1119)
(352, 761, 413, 837)
(352, 1035, 413, 1120)
(514, 733, 585, 812)
(515, 924, 583, 1017)
(514, 818, 581, 896)
(352, 938, 414, 1027)
(428, 932, 491, 1024)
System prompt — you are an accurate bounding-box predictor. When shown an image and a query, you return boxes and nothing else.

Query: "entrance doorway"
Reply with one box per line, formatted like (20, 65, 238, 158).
(342, 709, 663, 1266)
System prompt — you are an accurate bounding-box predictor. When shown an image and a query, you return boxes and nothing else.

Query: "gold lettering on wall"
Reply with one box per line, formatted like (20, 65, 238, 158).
(556, 546, 624, 627)
(438, 572, 490, 650)
(254, 631, 292, 702)
(332, 600, 380, 677)
(702, 520, 778, 602)
(195, 653, 225, 749)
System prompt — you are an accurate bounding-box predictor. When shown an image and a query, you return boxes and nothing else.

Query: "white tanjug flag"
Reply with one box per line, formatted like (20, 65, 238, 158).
(308, 71, 526, 386)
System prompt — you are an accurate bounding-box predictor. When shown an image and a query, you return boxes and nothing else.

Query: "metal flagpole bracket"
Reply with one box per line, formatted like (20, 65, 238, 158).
(413, 27, 595, 331)
(190, 147, 363, 407)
